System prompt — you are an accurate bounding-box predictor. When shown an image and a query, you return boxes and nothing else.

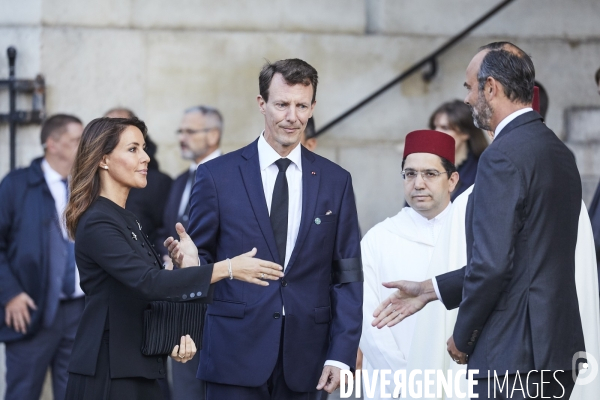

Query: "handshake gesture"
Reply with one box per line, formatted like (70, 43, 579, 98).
(163, 223, 283, 286)
(371, 279, 468, 365)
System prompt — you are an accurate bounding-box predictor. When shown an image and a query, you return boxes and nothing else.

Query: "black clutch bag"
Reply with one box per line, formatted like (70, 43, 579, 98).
(141, 299, 208, 356)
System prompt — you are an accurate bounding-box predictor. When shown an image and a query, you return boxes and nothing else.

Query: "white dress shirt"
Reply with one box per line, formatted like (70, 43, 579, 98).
(493, 107, 533, 141)
(257, 133, 302, 269)
(257, 133, 348, 372)
(41, 159, 84, 298)
(178, 149, 222, 218)
(432, 107, 534, 302)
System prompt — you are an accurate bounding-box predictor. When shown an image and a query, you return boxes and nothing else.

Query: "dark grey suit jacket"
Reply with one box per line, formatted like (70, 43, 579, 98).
(436, 111, 585, 377)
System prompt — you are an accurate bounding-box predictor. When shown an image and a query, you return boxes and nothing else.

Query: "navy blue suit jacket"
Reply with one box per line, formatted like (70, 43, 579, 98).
(436, 111, 585, 377)
(188, 139, 363, 392)
(0, 158, 64, 342)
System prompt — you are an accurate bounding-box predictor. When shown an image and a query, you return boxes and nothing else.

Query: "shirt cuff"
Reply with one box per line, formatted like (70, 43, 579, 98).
(432, 276, 444, 305)
(325, 360, 350, 371)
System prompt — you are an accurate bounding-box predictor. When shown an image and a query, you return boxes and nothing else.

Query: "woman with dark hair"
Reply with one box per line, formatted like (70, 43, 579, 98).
(64, 117, 283, 399)
(429, 100, 489, 200)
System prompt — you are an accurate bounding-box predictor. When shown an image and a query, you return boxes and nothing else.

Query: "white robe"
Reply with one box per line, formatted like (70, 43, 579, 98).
(360, 186, 600, 399)
(360, 205, 466, 399)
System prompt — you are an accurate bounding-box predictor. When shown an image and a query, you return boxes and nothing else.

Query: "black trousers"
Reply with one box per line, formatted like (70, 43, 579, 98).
(206, 320, 323, 400)
(473, 370, 576, 399)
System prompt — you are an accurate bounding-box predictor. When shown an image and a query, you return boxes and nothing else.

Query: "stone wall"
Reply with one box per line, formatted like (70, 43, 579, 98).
(2, 1, 600, 398)
(2, 0, 600, 232)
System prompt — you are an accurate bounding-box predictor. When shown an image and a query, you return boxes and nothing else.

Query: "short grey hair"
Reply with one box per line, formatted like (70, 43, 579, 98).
(184, 105, 223, 135)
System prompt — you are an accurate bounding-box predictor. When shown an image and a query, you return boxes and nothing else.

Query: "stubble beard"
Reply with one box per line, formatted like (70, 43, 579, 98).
(471, 91, 493, 132)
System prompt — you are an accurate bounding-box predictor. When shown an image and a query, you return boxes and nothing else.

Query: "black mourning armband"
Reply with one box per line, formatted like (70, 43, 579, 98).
(331, 258, 363, 284)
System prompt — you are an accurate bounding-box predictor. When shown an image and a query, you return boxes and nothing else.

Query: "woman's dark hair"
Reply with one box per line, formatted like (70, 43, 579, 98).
(259, 59, 318, 104)
(65, 117, 147, 239)
(429, 100, 489, 158)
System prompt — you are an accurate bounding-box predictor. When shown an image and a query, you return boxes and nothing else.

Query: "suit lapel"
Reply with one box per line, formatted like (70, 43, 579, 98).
(286, 147, 320, 272)
(239, 140, 279, 262)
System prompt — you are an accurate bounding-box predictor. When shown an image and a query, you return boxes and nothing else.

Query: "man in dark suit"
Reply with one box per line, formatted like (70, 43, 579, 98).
(0, 114, 85, 400)
(372, 43, 584, 399)
(160, 105, 223, 400)
(186, 59, 363, 399)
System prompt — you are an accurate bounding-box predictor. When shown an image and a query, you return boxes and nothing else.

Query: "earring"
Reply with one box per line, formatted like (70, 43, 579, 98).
(103, 166, 108, 170)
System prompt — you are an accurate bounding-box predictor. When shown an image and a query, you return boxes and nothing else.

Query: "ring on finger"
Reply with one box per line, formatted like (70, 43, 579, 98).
(261, 273, 265, 279)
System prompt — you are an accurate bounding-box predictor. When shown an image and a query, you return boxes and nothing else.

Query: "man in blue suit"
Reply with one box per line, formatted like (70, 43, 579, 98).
(0, 114, 85, 400)
(187, 59, 363, 399)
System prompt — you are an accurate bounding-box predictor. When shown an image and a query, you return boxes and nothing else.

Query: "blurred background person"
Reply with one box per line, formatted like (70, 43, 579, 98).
(105, 108, 173, 253)
(534, 80, 549, 120)
(0, 114, 85, 400)
(429, 100, 488, 200)
(301, 117, 317, 151)
(160, 105, 223, 400)
(588, 68, 600, 292)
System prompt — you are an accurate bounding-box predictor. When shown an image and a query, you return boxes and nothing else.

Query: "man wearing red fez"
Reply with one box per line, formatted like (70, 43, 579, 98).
(359, 129, 460, 398)
(372, 42, 600, 399)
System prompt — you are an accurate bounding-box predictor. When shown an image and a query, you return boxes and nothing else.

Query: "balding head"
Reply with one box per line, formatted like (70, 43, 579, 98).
(475, 41, 535, 105)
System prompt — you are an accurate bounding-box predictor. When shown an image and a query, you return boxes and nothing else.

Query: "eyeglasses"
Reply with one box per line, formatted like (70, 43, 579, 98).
(401, 169, 449, 181)
(176, 128, 215, 136)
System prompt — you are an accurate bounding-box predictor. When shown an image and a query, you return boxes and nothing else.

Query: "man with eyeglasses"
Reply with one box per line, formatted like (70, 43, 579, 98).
(160, 105, 223, 400)
(359, 129, 462, 398)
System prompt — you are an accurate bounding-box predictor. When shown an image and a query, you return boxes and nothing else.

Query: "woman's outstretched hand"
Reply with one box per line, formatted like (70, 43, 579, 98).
(227, 248, 284, 286)
(164, 223, 198, 268)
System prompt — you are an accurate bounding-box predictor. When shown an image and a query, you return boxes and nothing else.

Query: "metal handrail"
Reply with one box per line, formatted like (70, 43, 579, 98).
(315, 0, 516, 137)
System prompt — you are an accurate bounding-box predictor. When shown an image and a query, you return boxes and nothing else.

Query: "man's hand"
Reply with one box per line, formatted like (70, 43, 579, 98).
(316, 365, 342, 394)
(164, 223, 199, 268)
(371, 279, 437, 328)
(5, 292, 37, 334)
(447, 335, 468, 364)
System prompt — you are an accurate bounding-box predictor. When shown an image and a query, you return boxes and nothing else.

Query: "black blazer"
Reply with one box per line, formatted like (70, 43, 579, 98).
(126, 168, 173, 250)
(436, 111, 585, 377)
(68, 196, 214, 379)
(158, 170, 189, 256)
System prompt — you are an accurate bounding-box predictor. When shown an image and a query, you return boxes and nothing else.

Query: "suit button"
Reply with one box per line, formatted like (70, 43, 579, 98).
(468, 341, 474, 346)
(159, 368, 164, 374)
(281, 280, 287, 287)
(273, 312, 281, 319)
(197, 291, 202, 296)
(141, 242, 145, 247)
(148, 251, 152, 256)
(182, 294, 187, 300)
(154, 261, 157, 265)
(190, 293, 195, 298)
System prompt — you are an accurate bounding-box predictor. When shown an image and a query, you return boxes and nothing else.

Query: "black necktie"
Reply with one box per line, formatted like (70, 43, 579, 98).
(270, 158, 292, 266)
(61, 178, 76, 297)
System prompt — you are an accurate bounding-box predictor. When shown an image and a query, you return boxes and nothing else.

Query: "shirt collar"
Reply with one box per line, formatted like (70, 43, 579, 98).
(407, 201, 452, 226)
(189, 148, 222, 171)
(258, 131, 302, 172)
(41, 158, 65, 183)
(493, 108, 533, 140)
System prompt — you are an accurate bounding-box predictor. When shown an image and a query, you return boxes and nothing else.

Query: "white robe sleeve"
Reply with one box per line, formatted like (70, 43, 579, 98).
(359, 231, 407, 372)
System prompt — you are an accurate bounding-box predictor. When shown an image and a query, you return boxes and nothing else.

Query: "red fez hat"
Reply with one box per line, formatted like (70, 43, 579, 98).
(403, 130, 455, 164)
(532, 86, 540, 113)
